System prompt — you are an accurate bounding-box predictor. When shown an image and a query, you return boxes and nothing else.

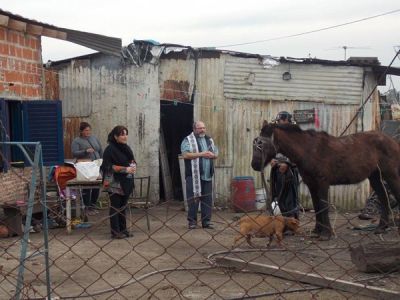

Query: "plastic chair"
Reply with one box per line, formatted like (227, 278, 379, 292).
(128, 176, 151, 231)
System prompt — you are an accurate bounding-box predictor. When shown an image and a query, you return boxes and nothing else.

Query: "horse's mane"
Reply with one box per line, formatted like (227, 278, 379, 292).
(263, 123, 330, 138)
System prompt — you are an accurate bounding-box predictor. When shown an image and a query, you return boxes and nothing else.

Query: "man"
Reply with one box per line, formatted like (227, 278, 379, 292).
(181, 121, 218, 229)
(270, 111, 300, 219)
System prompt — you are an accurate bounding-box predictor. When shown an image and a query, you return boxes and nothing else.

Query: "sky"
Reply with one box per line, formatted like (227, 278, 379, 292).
(3, 0, 400, 91)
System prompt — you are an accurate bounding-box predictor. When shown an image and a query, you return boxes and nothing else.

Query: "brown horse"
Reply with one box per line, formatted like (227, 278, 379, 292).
(251, 121, 400, 240)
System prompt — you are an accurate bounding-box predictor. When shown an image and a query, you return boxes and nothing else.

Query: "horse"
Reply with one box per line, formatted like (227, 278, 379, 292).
(251, 120, 400, 240)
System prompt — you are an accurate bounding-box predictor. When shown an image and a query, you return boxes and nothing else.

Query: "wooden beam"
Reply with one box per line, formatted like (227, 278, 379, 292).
(0, 15, 9, 27)
(26, 24, 43, 35)
(8, 19, 26, 32)
(350, 242, 400, 273)
(215, 257, 400, 300)
(159, 127, 174, 201)
(42, 28, 59, 38)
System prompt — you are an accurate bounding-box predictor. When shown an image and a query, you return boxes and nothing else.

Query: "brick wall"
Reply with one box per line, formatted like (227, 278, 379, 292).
(0, 27, 44, 206)
(0, 27, 43, 100)
(0, 167, 31, 205)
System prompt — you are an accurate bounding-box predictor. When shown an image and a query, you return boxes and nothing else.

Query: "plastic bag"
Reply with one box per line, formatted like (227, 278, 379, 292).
(74, 160, 101, 181)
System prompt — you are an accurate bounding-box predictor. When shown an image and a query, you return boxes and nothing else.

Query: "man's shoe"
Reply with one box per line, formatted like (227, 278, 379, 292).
(202, 223, 214, 229)
(188, 224, 197, 230)
(122, 231, 134, 238)
(111, 232, 124, 239)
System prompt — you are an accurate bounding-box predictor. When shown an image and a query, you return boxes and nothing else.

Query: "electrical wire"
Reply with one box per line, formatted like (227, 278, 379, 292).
(215, 8, 400, 48)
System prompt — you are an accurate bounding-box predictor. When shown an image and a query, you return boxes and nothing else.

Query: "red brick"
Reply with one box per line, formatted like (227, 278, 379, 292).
(0, 43, 9, 55)
(22, 48, 33, 60)
(30, 38, 36, 49)
(0, 57, 7, 69)
(9, 45, 16, 57)
(15, 46, 22, 58)
(4, 71, 22, 83)
(0, 28, 5, 41)
(31, 50, 41, 62)
(9, 84, 22, 95)
(25, 86, 40, 98)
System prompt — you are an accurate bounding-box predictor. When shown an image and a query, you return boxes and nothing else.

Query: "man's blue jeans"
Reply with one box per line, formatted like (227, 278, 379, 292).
(186, 177, 213, 226)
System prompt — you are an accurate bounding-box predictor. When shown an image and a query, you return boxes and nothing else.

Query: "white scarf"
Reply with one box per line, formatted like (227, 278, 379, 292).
(187, 132, 215, 197)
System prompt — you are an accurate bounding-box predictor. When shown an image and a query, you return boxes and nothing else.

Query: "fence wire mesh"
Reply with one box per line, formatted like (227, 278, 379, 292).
(1, 180, 400, 299)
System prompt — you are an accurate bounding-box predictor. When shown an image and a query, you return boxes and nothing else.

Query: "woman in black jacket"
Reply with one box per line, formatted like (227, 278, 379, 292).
(101, 125, 136, 239)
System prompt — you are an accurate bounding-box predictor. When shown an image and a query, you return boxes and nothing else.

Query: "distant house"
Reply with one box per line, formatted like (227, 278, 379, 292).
(51, 41, 400, 209)
(0, 9, 121, 205)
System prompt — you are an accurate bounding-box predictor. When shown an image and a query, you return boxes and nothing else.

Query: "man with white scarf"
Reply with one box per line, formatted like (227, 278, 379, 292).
(181, 121, 218, 229)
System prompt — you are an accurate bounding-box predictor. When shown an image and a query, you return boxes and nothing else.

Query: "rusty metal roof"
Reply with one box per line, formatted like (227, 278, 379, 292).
(0, 9, 122, 56)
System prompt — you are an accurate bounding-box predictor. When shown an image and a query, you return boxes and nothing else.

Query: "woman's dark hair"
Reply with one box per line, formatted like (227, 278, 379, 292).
(79, 122, 91, 132)
(107, 125, 128, 143)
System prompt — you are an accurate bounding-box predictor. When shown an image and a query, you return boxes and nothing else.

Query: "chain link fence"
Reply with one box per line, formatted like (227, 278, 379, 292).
(1, 181, 400, 299)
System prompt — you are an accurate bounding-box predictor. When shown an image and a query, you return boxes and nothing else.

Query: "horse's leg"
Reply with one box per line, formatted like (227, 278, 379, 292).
(308, 183, 332, 239)
(368, 172, 389, 234)
(308, 186, 323, 236)
(316, 184, 332, 240)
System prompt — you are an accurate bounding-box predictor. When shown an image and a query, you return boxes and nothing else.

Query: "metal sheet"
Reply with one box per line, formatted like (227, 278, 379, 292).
(159, 58, 195, 102)
(194, 53, 377, 209)
(56, 55, 160, 202)
(224, 56, 364, 105)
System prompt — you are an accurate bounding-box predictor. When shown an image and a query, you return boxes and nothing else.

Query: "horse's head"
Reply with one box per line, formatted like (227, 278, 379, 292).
(251, 120, 277, 171)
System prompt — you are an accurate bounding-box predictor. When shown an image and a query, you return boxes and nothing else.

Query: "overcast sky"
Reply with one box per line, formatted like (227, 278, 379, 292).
(4, 0, 400, 90)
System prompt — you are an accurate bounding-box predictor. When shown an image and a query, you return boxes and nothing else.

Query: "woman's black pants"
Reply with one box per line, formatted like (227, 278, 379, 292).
(109, 193, 129, 235)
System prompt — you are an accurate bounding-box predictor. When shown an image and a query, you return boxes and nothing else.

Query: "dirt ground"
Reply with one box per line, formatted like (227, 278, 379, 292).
(1, 202, 400, 299)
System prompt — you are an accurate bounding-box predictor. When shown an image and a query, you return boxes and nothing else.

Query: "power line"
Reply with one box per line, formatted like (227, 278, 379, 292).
(215, 8, 400, 48)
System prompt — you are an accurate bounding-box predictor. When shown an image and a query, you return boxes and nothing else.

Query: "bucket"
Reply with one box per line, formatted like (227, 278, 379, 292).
(255, 188, 267, 210)
(231, 176, 256, 212)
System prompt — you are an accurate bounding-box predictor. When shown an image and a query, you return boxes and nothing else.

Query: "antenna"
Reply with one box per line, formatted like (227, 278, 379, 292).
(325, 45, 371, 60)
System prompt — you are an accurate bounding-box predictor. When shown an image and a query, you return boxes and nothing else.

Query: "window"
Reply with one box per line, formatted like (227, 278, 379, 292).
(0, 99, 64, 168)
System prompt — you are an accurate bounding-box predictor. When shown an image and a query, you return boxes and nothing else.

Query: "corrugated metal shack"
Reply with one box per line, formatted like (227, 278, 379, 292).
(49, 42, 400, 209)
(159, 48, 397, 210)
(48, 50, 160, 202)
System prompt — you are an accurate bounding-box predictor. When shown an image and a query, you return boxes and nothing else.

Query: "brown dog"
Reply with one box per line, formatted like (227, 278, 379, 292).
(232, 215, 300, 248)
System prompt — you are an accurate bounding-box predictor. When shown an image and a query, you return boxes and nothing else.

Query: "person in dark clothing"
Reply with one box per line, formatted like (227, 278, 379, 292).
(71, 122, 103, 215)
(181, 121, 218, 230)
(101, 125, 136, 239)
(359, 180, 399, 220)
(270, 111, 300, 219)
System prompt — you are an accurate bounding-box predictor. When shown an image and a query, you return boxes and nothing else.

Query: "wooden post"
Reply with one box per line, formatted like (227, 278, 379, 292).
(159, 127, 174, 201)
(215, 257, 400, 299)
(350, 242, 400, 273)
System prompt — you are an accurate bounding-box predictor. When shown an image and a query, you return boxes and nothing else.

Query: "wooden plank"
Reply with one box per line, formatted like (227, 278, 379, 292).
(350, 242, 400, 273)
(159, 127, 174, 201)
(215, 257, 400, 300)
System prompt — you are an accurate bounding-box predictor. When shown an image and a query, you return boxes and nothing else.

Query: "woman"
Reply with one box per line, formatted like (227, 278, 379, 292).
(71, 122, 103, 215)
(101, 125, 136, 239)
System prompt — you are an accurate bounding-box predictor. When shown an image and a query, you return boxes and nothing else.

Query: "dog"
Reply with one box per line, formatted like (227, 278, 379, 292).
(232, 215, 300, 248)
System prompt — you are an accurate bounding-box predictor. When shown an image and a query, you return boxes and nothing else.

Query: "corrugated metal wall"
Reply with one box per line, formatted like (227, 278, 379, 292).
(159, 59, 195, 102)
(224, 56, 364, 105)
(194, 53, 378, 210)
(56, 55, 160, 202)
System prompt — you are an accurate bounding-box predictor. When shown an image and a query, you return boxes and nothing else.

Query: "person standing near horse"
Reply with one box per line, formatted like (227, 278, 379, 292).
(101, 125, 136, 239)
(270, 111, 300, 219)
(181, 121, 218, 230)
(71, 122, 103, 215)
